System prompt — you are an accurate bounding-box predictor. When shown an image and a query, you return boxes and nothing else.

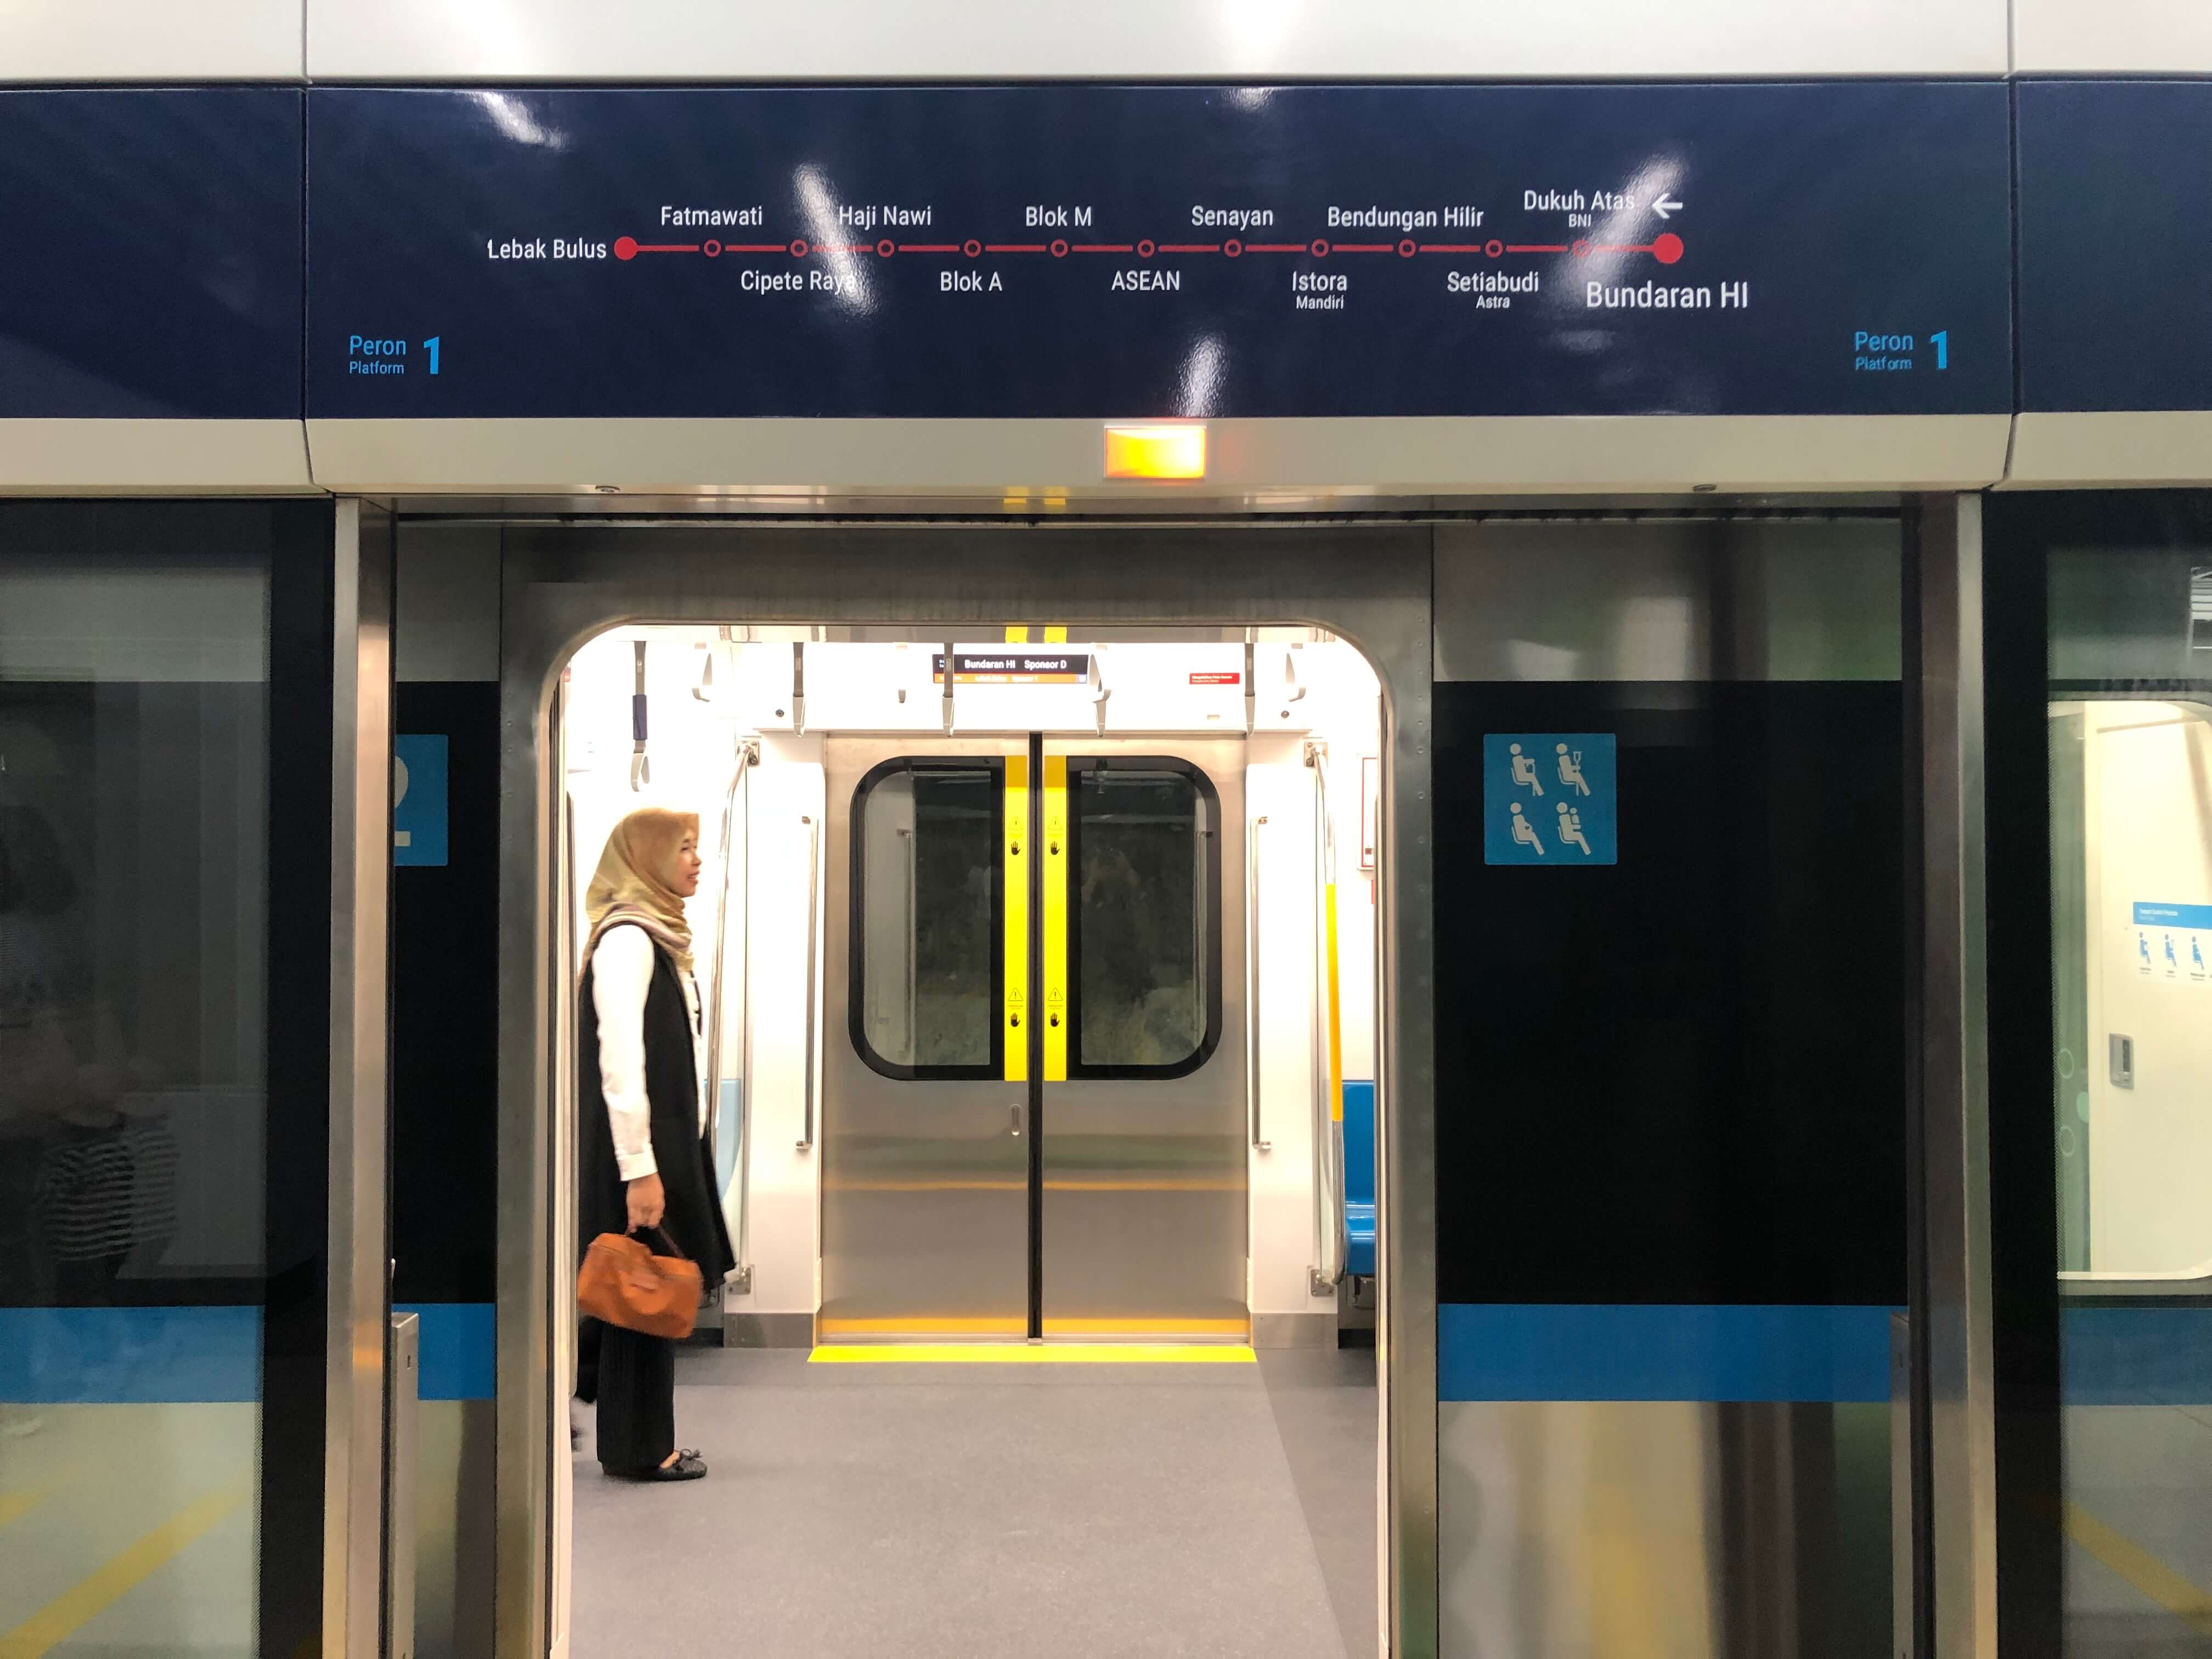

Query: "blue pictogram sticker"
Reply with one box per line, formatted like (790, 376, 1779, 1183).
(1483, 733, 1617, 866)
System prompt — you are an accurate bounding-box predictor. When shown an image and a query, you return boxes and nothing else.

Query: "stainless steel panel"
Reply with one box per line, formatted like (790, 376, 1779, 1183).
(1433, 517, 1903, 682)
(415, 1399, 496, 1659)
(820, 735, 1030, 1339)
(495, 522, 1435, 1658)
(387, 1313, 420, 1659)
(721, 1312, 816, 1348)
(1438, 1400, 1894, 1659)
(395, 522, 501, 683)
(1041, 738, 1248, 1339)
(1909, 494, 1997, 1659)
(1252, 1312, 1335, 1350)
(328, 499, 392, 1659)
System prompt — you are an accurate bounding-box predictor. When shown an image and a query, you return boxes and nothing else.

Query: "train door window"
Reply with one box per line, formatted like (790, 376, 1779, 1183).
(850, 758, 1004, 1078)
(1065, 758, 1222, 1077)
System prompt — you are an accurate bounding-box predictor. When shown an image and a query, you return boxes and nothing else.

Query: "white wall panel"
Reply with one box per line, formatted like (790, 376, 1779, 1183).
(307, 0, 2005, 82)
(1, 0, 300, 81)
(2015, 0, 2212, 73)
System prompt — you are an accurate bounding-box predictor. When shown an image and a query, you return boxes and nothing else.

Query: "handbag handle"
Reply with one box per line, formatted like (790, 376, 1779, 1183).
(628, 1224, 691, 1262)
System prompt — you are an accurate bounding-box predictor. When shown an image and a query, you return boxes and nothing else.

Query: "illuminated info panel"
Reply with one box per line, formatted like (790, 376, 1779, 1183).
(307, 83, 2010, 420)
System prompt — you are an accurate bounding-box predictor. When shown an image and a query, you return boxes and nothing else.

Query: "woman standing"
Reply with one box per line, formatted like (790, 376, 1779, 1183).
(576, 807, 735, 1481)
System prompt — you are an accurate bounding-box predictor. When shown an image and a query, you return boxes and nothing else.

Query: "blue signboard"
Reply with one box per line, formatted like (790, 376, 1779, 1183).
(1483, 733, 1617, 865)
(2018, 82, 2212, 412)
(304, 83, 2011, 421)
(0, 89, 303, 419)
(394, 735, 449, 867)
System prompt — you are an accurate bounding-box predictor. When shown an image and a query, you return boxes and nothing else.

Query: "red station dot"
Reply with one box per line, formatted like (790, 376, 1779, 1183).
(1137, 239, 1156, 258)
(1652, 232, 1685, 265)
(1397, 238, 1417, 258)
(789, 238, 810, 257)
(1485, 239, 1504, 258)
(703, 239, 721, 258)
(1051, 238, 1069, 258)
(963, 239, 982, 257)
(877, 239, 895, 257)
(1310, 238, 1330, 257)
(1571, 239, 1592, 258)
(613, 236, 638, 261)
(1224, 238, 1243, 258)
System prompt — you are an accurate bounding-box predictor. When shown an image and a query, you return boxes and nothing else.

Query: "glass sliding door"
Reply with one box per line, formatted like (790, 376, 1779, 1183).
(2000, 498, 2212, 1658)
(0, 501, 335, 1659)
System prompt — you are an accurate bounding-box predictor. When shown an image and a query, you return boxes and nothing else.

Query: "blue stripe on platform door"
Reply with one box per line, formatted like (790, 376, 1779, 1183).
(0, 1306, 262, 1403)
(1438, 1304, 1898, 1403)
(397, 1302, 496, 1401)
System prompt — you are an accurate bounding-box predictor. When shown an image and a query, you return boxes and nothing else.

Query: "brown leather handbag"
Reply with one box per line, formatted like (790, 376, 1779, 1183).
(578, 1228, 701, 1339)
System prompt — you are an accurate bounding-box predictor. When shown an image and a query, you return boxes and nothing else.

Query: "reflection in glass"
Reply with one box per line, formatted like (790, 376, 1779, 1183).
(0, 549, 269, 1653)
(1073, 766, 1207, 1071)
(2049, 541, 2212, 1657)
(857, 766, 997, 1071)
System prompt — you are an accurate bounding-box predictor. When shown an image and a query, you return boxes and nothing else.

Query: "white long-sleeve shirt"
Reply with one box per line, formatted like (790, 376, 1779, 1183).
(590, 924, 708, 1183)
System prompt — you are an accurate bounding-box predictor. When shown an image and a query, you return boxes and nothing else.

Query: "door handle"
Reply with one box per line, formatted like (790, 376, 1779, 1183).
(1011, 1102, 1024, 1137)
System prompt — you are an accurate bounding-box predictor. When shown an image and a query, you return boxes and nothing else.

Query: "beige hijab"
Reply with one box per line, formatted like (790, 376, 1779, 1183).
(583, 807, 699, 975)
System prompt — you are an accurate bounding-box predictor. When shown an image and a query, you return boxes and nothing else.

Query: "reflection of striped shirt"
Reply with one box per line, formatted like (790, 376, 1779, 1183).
(36, 1119, 179, 1261)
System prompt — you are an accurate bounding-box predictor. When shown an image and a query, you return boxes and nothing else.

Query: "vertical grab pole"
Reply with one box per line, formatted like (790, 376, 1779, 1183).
(796, 813, 821, 1152)
(709, 736, 759, 1290)
(1249, 814, 1268, 1152)
(1307, 740, 1346, 1292)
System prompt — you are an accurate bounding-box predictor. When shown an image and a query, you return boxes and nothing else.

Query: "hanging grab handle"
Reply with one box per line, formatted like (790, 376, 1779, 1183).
(629, 640, 651, 790)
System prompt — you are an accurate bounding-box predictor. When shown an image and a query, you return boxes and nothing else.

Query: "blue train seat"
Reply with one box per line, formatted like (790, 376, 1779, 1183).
(1343, 1080, 1376, 1278)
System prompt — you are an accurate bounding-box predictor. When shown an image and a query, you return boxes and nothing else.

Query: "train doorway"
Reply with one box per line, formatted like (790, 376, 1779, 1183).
(823, 735, 1250, 1344)
(475, 522, 1435, 1659)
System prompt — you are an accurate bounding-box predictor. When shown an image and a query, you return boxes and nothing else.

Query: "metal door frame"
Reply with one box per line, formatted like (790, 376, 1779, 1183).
(491, 520, 1436, 1658)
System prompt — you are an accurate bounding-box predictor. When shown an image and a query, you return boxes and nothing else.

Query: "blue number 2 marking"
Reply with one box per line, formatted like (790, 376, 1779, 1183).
(424, 336, 441, 375)
(1931, 330, 1948, 371)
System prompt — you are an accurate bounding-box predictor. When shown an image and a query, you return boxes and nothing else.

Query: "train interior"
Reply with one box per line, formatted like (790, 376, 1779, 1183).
(551, 622, 1385, 1656)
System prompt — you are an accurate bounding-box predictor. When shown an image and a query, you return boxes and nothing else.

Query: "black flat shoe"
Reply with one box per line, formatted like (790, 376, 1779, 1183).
(607, 1449, 706, 1482)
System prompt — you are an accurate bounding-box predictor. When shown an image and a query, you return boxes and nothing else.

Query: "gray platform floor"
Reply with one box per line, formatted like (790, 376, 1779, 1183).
(572, 1344, 1378, 1658)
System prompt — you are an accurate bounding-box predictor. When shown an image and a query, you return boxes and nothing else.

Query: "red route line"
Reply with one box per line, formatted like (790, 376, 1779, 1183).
(721, 242, 787, 253)
(898, 243, 962, 252)
(1508, 244, 1570, 253)
(1592, 243, 1655, 253)
(1330, 243, 1395, 253)
(1417, 244, 1486, 253)
(984, 242, 1050, 252)
(1070, 244, 1135, 252)
(1154, 242, 1221, 253)
(635, 244, 700, 253)
(1244, 242, 1308, 252)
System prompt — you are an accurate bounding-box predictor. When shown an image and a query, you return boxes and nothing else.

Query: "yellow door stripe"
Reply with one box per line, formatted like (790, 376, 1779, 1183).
(0, 1485, 249, 1659)
(2066, 1502, 2212, 1636)
(1041, 1316, 1250, 1336)
(1003, 755, 1029, 1081)
(816, 1314, 1029, 1336)
(1042, 755, 1069, 1081)
(1324, 882, 1344, 1122)
(810, 1344, 1256, 1365)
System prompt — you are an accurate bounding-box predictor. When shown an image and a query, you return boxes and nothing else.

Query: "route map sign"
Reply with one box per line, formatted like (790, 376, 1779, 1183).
(306, 83, 2011, 421)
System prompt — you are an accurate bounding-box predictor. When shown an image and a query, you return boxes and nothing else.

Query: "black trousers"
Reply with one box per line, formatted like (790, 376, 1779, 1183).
(576, 1316, 675, 1473)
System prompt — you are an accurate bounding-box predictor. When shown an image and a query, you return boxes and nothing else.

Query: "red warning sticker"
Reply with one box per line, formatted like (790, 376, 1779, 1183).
(1189, 671, 1241, 686)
